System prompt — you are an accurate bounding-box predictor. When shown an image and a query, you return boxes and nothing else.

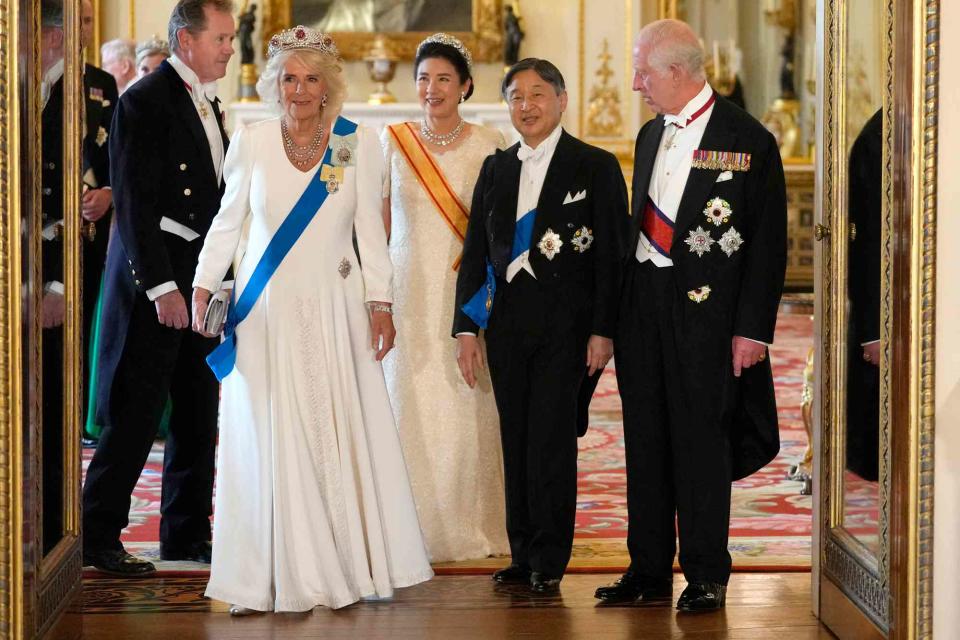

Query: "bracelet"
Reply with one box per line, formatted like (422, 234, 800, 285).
(368, 303, 393, 315)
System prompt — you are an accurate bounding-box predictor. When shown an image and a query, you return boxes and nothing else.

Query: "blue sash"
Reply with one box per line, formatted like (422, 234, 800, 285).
(461, 208, 536, 329)
(206, 116, 359, 381)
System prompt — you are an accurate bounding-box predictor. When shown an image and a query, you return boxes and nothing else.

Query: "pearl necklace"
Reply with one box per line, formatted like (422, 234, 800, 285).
(420, 118, 465, 147)
(281, 118, 325, 169)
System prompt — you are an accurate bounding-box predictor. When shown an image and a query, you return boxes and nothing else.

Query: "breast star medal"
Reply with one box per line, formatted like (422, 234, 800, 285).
(571, 226, 594, 253)
(330, 132, 359, 168)
(95, 126, 108, 147)
(703, 197, 732, 226)
(718, 227, 744, 256)
(684, 226, 715, 257)
(687, 285, 712, 303)
(338, 258, 352, 279)
(537, 229, 563, 260)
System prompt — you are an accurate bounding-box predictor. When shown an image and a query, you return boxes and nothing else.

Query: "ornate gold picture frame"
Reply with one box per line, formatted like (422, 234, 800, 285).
(261, 0, 505, 61)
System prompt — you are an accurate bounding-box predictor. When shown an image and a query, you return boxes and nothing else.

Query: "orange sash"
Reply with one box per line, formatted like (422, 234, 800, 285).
(387, 122, 469, 270)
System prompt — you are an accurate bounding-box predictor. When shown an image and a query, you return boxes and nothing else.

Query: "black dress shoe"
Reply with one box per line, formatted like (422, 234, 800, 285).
(676, 582, 726, 612)
(530, 571, 562, 593)
(594, 572, 673, 603)
(492, 564, 532, 584)
(83, 548, 156, 576)
(159, 540, 212, 563)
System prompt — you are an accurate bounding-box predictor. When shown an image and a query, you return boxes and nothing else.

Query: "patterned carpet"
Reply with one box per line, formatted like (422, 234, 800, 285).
(82, 312, 821, 574)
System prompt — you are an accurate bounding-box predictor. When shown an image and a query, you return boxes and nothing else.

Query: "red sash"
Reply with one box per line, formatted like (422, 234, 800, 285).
(642, 199, 675, 258)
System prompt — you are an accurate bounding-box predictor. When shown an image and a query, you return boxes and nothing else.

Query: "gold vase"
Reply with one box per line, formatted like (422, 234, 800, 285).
(364, 35, 398, 105)
(239, 63, 260, 103)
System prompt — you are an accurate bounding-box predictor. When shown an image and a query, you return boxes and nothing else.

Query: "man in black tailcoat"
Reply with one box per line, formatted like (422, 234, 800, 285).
(82, 0, 236, 576)
(453, 58, 628, 593)
(846, 108, 882, 481)
(594, 19, 787, 611)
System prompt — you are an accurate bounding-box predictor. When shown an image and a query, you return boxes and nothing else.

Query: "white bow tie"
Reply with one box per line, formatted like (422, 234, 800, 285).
(663, 114, 687, 128)
(187, 81, 218, 103)
(517, 143, 546, 163)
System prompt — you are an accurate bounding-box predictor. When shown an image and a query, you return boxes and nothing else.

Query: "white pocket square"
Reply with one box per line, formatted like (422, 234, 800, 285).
(563, 189, 587, 205)
(716, 170, 733, 183)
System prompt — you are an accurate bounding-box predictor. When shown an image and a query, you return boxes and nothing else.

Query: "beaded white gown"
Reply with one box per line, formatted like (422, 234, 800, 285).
(193, 118, 432, 612)
(380, 123, 510, 562)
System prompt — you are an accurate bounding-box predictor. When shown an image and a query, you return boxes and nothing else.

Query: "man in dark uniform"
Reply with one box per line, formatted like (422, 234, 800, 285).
(81, 0, 236, 576)
(453, 58, 628, 593)
(79, 0, 119, 442)
(39, 0, 68, 556)
(594, 19, 786, 611)
(38, 0, 118, 546)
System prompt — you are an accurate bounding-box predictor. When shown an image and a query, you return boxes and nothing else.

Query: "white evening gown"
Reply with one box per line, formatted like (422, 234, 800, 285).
(380, 124, 510, 562)
(194, 118, 432, 612)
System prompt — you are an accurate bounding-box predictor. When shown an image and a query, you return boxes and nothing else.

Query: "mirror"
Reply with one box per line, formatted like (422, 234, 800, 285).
(841, 0, 884, 556)
(293, 0, 473, 32)
(261, 0, 504, 61)
(666, 0, 816, 162)
(39, 0, 68, 558)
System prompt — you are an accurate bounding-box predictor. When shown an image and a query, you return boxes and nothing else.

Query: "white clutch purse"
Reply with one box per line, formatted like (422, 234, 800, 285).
(202, 289, 230, 335)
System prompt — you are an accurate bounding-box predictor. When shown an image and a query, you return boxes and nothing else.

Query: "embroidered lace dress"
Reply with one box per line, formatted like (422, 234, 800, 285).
(380, 123, 510, 562)
(193, 118, 432, 612)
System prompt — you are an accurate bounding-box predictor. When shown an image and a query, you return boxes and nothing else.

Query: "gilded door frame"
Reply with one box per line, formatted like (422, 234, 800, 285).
(0, 0, 84, 636)
(0, 0, 26, 631)
(817, 0, 937, 637)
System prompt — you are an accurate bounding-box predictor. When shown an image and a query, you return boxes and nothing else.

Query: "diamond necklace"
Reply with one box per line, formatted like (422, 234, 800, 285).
(281, 118, 325, 169)
(420, 118, 465, 147)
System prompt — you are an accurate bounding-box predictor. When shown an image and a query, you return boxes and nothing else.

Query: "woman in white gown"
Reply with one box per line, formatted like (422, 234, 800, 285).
(380, 33, 509, 562)
(191, 27, 432, 614)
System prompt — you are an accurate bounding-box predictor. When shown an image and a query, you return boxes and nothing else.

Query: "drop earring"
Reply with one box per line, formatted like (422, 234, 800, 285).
(321, 94, 329, 107)
(459, 92, 465, 104)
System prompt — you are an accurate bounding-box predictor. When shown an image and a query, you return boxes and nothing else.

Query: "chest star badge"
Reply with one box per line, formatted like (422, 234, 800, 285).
(688, 285, 712, 303)
(684, 226, 715, 257)
(538, 229, 563, 260)
(718, 227, 744, 256)
(703, 197, 733, 226)
(571, 226, 594, 253)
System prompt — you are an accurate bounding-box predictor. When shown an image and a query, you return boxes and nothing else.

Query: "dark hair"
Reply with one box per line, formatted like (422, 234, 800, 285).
(168, 0, 235, 53)
(41, 0, 63, 28)
(413, 42, 474, 101)
(501, 58, 566, 98)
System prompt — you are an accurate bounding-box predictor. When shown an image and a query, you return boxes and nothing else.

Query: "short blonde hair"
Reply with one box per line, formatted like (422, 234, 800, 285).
(256, 48, 347, 119)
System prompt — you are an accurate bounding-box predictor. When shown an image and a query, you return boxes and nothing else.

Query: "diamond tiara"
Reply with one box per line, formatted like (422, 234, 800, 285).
(416, 32, 473, 72)
(268, 25, 340, 60)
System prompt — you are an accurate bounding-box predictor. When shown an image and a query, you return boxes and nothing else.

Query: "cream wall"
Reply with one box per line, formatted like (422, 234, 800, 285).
(100, 0, 645, 136)
(934, 1, 960, 636)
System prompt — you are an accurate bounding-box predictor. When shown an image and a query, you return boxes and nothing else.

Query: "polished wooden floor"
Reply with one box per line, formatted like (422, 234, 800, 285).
(76, 572, 834, 639)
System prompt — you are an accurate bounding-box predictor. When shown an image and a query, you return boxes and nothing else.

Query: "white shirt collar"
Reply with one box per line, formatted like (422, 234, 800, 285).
(517, 124, 563, 163)
(168, 54, 218, 102)
(41, 58, 65, 108)
(663, 82, 713, 128)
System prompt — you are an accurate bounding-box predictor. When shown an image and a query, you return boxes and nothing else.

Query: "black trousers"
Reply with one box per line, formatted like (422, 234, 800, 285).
(485, 272, 586, 577)
(82, 293, 219, 552)
(615, 261, 734, 585)
(42, 326, 64, 555)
